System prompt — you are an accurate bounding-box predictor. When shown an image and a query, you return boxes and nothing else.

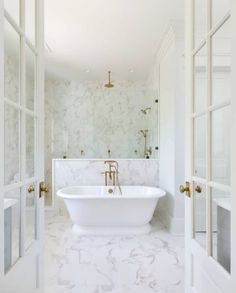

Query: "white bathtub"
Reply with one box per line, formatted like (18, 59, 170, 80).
(57, 186, 166, 235)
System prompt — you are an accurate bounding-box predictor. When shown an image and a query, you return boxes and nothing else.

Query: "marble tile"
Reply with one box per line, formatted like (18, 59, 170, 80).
(44, 214, 184, 293)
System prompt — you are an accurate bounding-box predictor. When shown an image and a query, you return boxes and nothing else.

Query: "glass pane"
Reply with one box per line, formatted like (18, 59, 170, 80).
(212, 106, 230, 185)
(26, 115, 35, 178)
(4, 20, 20, 103)
(212, 20, 231, 105)
(194, 0, 207, 47)
(211, 188, 231, 273)
(4, 105, 20, 185)
(194, 115, 206, 178)
(25, 184, 36, 250)
(212, 0, 230, 27)
(25, 0, 35, 45)
(26, 46, 35, 110)
(193, 182, 207, 249)
(4, 188, 21, 273)
(194, 45, 207, 113)
(4, 0, 20, 24)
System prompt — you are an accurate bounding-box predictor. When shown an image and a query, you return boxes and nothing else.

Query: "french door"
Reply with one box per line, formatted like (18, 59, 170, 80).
(184, 0, 236, 292)
(0, 0, 44, 292)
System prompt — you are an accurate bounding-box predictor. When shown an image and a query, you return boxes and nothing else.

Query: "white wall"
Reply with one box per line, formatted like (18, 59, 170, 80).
(147, 25, 185, 234)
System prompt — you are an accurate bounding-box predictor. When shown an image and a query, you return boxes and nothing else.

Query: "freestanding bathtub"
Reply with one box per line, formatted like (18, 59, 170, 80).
(57, 186, 166, 235)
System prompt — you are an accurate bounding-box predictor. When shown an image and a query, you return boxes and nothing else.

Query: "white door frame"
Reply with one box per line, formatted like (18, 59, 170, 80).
(0, 0, 44, 292)
(185, 0, 236, 292)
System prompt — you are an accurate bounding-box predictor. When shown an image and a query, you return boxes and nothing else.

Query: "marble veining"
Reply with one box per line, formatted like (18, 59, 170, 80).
(44, 213, 184, 293)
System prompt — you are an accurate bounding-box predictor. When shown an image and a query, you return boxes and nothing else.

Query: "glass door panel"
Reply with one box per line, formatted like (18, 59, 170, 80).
(193, 182, 207, 249)
(193, 116, 206, 178)
(211, 106, 230, 185)
(4, 105, 20, 185)
(26, 114, 35, 178)
(212, 0, 230, 27)
(194, 45, 207, 113)
(4, 188, 21, 273)
(4, 20, 20, 103)
(211, 188, 231, 273)
(212, 19, 231, 105)
(4, 0, 20, 24)
(25, 183, 36, 250)
(194, 0, 207, 47)
(26, 45, 35, 111)
(25, 0, 35, 45)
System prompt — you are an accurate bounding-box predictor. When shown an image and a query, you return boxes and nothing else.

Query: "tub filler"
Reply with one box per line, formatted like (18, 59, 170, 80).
(57, 186, 166, 235)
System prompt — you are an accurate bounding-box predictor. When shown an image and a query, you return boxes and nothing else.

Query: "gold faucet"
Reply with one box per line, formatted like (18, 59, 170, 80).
(102, 160, 122, 194)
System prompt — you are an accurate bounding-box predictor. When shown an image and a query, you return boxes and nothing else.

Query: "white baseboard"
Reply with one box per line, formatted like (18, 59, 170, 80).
(156, 206, 185, 235)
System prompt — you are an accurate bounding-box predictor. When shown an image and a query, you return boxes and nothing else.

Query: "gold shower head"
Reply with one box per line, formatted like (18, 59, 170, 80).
(104, 71, 114, 88)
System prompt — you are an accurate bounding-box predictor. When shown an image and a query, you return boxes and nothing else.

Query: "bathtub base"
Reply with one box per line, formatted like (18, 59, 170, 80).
(72, 223, 151, 236)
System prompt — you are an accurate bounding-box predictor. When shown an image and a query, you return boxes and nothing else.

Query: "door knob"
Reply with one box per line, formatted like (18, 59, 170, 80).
(179, 181, 191, 197)
(195, 185, 202, 193)
(28, 185, 35, 193)
(39, 182, 49, 198)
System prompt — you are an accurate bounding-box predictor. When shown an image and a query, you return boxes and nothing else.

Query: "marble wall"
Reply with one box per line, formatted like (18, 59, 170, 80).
(45, 76, 159, 205)
(45, 77, 158, 159)
(52, 159, 159, 213)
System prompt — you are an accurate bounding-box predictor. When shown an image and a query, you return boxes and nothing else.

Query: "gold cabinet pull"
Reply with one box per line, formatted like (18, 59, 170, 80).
(179, 181, 191, 197)
(195, 185, 202, 193)
(28, 185, 35, 193)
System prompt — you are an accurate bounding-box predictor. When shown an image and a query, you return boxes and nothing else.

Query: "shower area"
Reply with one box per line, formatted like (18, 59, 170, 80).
(44, 78, 159, 206)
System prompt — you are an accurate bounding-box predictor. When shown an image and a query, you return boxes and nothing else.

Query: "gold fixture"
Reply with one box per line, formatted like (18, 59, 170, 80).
(141, 107, 151, 115)
(102, 160, 122, 194)
(139, 129, 152, 158)
(28, 185, 35, 193)
(179, 181, 191, 197)
(108, 188, 114, 194)
(104, 71, 114, 88)
(139, 129, 148, 138)
(195, 185, 202, 193)
(146, 146, 152, 157)
(39, 182, 49, 198)
(101, 171, 116, 186)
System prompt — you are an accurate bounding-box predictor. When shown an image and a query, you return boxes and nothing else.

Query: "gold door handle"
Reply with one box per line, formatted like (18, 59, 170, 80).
(179, 181, 191, 197)
(195, 185, 202, 193)
(39, 182, 49, 198)
(28, 185, 35, 193)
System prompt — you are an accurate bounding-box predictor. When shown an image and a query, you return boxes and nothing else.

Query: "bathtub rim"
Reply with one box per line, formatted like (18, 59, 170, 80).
(57, 185, 166, 200)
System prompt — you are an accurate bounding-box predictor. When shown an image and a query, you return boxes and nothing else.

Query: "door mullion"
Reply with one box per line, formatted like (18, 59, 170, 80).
(19, 0, 26, 258)
(206, 0, 212, 257)
(0, 0, 5, 280)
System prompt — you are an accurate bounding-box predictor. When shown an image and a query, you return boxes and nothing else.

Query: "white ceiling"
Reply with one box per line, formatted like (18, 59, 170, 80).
(45, 0, 184, 81)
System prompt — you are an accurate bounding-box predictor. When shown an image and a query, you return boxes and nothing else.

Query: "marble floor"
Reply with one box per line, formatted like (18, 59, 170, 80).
(44, 214, 185, 293)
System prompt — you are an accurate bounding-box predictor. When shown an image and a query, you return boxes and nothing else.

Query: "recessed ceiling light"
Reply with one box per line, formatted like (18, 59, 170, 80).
(129, 69, 134, 73)
(85, 69, 90, 73)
